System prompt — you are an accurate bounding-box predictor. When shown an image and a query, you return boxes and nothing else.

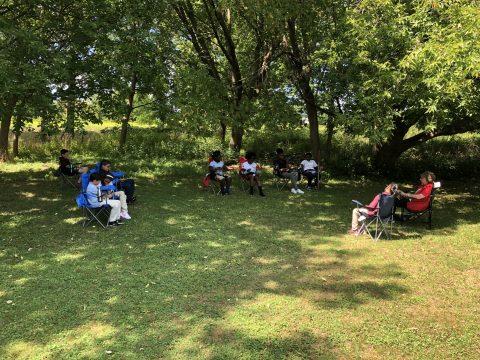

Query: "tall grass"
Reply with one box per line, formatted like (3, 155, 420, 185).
(9, 126, 480, 180)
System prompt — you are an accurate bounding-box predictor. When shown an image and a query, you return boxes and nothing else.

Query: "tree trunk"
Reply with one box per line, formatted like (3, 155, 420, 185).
(229, 126, 243, 151)
(219, 121, 227, 143)
(0, 96, 18, 162)
(119, 73, 138, 149)
(64, 99, 75, 137)
(325, 116, 334, 163)
(12, 131, 20, 158)
(305, 96, 321, 163)
(373, 119, 411, 172)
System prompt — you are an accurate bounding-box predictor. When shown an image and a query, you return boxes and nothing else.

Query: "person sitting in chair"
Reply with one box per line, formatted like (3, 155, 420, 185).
(273, 148, 303, 194)
(395, 171, 436, 214)
(99, 159, 136, 204)
(86, 173, 123, 226)
(299, 152, 319, 189)
(208, 150, 232, 195)
(59, 149, 89, 176)
(102, 174, 131, 220)
(241, 151, 265, 197)
(349, 182, 398, 235)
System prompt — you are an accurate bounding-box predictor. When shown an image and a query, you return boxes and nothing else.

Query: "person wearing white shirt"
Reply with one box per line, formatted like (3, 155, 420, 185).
(209, 150, 232, 195)
(299, 152, 319, 189)
(241, 151, 265, 196)
(86, 173, 122, 226)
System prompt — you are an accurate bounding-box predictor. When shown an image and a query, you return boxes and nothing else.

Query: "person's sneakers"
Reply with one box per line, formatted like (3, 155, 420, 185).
(108, 221, 124, 226)
(291, 188, 298, 194)
(259, 191, 266, 197)
(296, 189, 305, 194)
(120, 211, 131, 220)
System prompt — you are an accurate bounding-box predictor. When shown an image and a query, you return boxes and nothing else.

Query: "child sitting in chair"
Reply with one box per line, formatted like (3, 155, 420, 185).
(87, 173, 123, 226)
(349, 182, 398, 235)
(102, 174, 131, 220)
(241, 151, 265, 196)
(209, 150, 232, 195)
(59, 149, 89, 176)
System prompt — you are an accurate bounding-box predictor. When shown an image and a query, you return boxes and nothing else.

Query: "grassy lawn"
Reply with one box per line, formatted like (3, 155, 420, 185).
(0, 163, 479, 359)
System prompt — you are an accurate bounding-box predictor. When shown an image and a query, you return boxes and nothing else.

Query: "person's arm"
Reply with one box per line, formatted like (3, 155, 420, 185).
(366, 194, 380, 210)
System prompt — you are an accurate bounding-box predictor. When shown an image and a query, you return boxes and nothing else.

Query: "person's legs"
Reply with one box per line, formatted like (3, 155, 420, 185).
(304, 172, 315, 187)
(105, 199, 121, 223)
(282, 171, 299, 189)
(254, 175, 265, 196)
(248, 174, 255, 195)
(114, 191, 131, 219)
(351, 208, 368, 232)
(225, 176, 232, 193)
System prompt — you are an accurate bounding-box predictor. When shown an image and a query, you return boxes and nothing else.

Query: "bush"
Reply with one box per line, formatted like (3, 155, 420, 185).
(11, 125, 480, 180)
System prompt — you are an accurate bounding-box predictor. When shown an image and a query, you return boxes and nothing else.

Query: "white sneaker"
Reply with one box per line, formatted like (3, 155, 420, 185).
(120, 211, 131, 220)
(291, 188, 298, 194)
(296, 189, 304, 194)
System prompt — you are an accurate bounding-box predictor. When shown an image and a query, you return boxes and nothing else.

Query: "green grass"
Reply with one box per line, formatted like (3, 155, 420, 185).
(0, 163, 479, 359)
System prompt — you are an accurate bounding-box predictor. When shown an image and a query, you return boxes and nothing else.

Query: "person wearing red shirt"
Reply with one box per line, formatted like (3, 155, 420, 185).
(395, 171, 436, 213)
(349, 182, 398, 235)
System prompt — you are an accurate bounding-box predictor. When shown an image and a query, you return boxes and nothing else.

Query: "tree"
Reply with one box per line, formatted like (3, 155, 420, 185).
(172, 0, 279, 150)
(97, 0, 172, 149)
(0, 1, 53, 161)
(345, 0, 480, 170)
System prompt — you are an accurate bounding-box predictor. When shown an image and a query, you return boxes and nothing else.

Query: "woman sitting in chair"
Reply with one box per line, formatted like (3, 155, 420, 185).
(395, 171, 436, 213)
(349, 182, 398, 235)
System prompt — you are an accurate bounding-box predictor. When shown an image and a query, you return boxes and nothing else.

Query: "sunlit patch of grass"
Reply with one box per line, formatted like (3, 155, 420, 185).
(0, 163, 479, 359)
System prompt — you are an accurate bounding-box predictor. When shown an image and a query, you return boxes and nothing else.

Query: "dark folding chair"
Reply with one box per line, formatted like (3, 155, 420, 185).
(354, 194, 396, 241)
(76, 174, 115, 228)
(401, 182, 441, 229)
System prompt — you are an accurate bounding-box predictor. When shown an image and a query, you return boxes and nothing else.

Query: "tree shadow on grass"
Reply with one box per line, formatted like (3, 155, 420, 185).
(0, 171, 475, 358)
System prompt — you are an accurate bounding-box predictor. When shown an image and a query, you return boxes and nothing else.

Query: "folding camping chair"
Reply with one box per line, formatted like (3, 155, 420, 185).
(273, 169, 290, 191)
(353, 194, 396, 241)
(401, 181, 441, 229)
(76, 174, 116, 228)
(53, 167, 78, 189)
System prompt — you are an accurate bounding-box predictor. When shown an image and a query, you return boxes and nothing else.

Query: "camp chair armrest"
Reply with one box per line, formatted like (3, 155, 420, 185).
(351, 200, 364, 207)
(100, 185, 115, 191)
(111, 171, 124, 177)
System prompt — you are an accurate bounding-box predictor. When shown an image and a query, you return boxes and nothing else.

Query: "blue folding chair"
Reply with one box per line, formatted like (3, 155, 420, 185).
(89, 162, 125, 191)
(76, 174, 116, 228)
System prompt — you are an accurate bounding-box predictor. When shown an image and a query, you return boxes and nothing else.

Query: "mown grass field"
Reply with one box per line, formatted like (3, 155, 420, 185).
(1, 163, 479, 359)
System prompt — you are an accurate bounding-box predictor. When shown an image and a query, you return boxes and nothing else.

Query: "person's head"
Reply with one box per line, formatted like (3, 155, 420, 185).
(246, 151, 256, 164)
(276, 148, 284, 158)
(420, 171, 436, 185)
(100, 159, 111, 172)
(89, 172, 101, 185)
(60, 149, 69, 158)
(305, 152, 312, 160)
(212, 150, 221, 162)
(103, 174, 114, 185)
(385, 182, 398, 195)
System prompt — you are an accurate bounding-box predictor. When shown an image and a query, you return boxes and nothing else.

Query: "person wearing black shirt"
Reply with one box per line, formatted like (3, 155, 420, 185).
(273, 148, 304, 194)
(59, 149, 88, 176)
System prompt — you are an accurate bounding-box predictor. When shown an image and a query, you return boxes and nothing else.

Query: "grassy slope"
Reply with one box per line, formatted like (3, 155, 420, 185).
(0, 165, 479, 359)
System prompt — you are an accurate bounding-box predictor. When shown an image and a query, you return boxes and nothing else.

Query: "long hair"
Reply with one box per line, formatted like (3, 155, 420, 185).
(421, 171, 436, 184)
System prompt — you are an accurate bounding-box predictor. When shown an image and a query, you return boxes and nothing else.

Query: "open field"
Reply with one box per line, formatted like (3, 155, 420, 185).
(1, 164, 479, 359)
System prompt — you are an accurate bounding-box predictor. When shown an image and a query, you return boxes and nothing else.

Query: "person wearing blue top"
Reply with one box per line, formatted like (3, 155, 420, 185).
(87, 173, 123, 226)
